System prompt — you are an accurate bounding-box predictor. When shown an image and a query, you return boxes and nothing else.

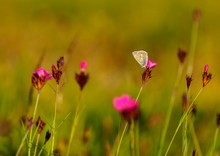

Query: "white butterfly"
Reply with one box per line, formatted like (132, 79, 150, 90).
(132, 50, 148, 68)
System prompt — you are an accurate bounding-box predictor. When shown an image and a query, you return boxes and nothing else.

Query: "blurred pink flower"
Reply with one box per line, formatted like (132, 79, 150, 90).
(76, 60, 89, 90)
(113, 94, 138, 112)
(80, 60, 88, 72)
(32, 68, 52, 91)
(204, 64, 209, 72)
(146, 59, 157, 69)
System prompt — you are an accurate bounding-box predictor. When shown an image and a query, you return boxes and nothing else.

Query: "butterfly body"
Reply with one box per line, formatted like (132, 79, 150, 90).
(132, 50, 148, 68)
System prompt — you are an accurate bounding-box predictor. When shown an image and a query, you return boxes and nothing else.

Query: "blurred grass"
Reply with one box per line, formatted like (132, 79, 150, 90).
(0, 0, 220, 155)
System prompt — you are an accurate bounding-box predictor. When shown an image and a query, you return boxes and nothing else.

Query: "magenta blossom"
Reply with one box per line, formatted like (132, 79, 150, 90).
(76, 60, 89, 90)
(32, 68, 52, 91)
(146, 59, 157, 69)
(80, 60, 88, 72)
(113, 94, 139, 120)
(204, 64, 209, 72)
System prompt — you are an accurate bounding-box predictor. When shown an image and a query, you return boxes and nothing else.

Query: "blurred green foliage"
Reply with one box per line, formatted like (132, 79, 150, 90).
(0, 0, 220, 155)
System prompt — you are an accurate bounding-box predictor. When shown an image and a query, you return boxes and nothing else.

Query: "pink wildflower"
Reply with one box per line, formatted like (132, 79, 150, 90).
(32, 68, 52, 91)
(146, 59, 157, 69)
(80, 60, 88, 72)
(76, 60, 89, 90)
(113, 94, 139, 120)
(204, 64, 209, 72)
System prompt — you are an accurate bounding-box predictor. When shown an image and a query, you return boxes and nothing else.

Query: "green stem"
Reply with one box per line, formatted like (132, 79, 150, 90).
(135, 121, 140, 156)
(188, 116, 203, 156)
(28, 91, 40, 156)
(182, 116, 188, 156)
(157, 64, 183, 156)
(33, 134, 40, 156)
(130, 119, 135, 156)
(51, 85, 59, 155)
(135, 86, 143, 102)
(164, 87, 203, 156)
(66, 91, 82, 156)
(208, 128, 219, 156)
(187, 17, 200, 76)
(115, 122, 129, 156)
(37, 143, 47, 156)
(16, 130, 30, 156)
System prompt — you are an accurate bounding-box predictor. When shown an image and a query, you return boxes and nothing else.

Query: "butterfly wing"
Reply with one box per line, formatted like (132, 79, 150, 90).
(132, 50, 148, 68)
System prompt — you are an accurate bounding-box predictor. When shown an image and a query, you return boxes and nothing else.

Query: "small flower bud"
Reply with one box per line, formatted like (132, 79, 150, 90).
(193, 9, 201, 22)
(57, 56, 64, 70)
(142, 68, 152, 85)
(36, 116, 46, 134)
(27, 117, 33, 130)
(186, 75, 192, 90)
(75, 60, 89, 90)
(44, 130, 51, 144)
(52, 56, 64, 84)
(202, 64, 212, 87)
(178, 48, 187, 64)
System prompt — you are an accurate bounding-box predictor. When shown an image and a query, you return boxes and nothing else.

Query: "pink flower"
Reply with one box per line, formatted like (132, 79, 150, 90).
(204, 64, 209, 72)
(113, 94, 138, 112)
(76, 60, 89, 90)
(34, 68, 52, 80)
(32, 68, 52, 91)
(146, 59, 157, 69)
(80, 60, 88, 72)
(113, 94, 139, 120)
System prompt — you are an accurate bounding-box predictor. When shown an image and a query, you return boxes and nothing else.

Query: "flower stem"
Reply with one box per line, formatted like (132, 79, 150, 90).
(33, 134, 40, 156)
(208, 128, 219, 156)
(51, 85, 59, 155)
(164, 87, 203, 156)
(16, 129, 30, 156)
(157, 64, 183, 156)
(135, 121, 140, 156)
(115, 122, 129, 156)
(130, 119, 135, 156)
(135, 86, 143, 102)
(37, 143, 46, 156)
(28, 91, 40, 156)
(187, 14, 200, 76)
(188, 115, 203, 156)
(66, 91, 82, 156)
(182, 115, 189, 156)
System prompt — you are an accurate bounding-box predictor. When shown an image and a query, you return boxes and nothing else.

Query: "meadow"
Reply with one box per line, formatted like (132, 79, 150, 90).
(0, 0, 220, 155)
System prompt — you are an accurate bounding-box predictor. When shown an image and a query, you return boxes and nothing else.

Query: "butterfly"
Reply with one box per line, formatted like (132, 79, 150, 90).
(132, 50, 148, 68)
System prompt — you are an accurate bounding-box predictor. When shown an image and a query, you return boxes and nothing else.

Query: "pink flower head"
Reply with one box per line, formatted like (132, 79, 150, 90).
(80, 60, 88, 72)
(113, 94, 139, 120)
(113, 94, 138, 113)
(32, 68, 52, 91)
(204, 64, 209, 72)
(34, 68, 52, 80)
(146, 59, 157, 69)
